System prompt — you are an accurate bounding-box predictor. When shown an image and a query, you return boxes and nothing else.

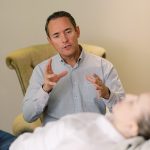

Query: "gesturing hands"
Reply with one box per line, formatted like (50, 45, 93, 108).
(42, 59, 68, 93)
(42, 59, 110, 98)
(86, 74, 110, 99)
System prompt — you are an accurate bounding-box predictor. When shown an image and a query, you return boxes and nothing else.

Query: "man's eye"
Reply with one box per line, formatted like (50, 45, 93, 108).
(53, 35, 59, 38)
(51, 34, 59, 38)
(66, 30, 72, 34)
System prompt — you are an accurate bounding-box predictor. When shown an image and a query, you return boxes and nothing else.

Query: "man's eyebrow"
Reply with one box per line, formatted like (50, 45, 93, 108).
(53, 32, 59, 35)
(65, 27, 72, 31)
(50, 32, 59, 37)
(50, 27, 73, 37)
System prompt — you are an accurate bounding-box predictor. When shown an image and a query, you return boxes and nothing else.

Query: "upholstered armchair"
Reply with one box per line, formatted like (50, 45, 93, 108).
(6, 43, 106, 136)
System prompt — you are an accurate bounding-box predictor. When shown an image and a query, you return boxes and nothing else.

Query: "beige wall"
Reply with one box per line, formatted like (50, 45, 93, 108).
(0, 0, 150, 132)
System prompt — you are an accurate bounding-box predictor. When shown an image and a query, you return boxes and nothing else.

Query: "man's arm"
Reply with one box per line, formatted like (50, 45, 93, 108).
(100, 59, 125, 112)
(23, 59, 68, 122)
(86, 58, 125, 112)
(22, 63, 50, 122)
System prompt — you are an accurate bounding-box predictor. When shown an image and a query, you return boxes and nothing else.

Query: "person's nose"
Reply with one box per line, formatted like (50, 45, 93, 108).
(61, 33, 68, 43)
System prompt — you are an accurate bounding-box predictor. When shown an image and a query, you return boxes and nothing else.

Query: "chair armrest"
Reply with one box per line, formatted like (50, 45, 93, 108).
(12, 113, 42, 136)
(5, 44, 57, 95)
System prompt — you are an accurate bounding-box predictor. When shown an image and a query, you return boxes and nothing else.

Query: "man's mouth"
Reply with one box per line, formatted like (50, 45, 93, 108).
(62, 44, 71, 50)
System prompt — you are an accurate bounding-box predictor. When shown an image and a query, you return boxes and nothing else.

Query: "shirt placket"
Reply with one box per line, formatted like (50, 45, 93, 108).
(71, 68, 83, 113)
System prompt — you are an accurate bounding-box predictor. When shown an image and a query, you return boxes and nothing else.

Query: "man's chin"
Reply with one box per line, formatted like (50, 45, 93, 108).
(61, 51, 74, 56)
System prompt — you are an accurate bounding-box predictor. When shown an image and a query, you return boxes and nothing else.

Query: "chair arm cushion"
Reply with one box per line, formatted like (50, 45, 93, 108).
(12, 113, 42, 136)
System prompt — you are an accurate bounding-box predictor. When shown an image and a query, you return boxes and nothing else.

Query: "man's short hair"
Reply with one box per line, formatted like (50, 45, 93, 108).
(45, 11, 77, 37)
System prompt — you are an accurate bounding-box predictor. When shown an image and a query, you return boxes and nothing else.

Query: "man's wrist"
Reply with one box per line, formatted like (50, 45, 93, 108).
(103, 87, 110, 99)
(42, 84, 52, 93)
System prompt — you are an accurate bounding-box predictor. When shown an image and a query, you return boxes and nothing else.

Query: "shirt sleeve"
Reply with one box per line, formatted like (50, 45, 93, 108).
(98, 58, 125, 112)
(22, 64, 50, 122)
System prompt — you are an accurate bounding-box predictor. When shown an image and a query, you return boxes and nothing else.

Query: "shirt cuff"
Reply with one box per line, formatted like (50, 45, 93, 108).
(102, 92, 116, 112)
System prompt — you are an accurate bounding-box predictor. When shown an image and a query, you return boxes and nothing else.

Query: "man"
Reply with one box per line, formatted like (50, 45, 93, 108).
(10, 93, 150, 150)
(23, 11, 125, 125)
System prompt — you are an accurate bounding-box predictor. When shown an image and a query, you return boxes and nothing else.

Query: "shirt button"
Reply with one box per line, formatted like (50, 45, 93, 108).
(74, 96, 77, 99)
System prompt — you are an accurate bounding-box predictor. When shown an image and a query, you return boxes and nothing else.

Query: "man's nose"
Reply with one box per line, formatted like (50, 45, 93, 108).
(61, 34, 68, 43)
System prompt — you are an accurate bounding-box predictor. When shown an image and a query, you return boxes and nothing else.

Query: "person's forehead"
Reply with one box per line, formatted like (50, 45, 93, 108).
(49, 17, 72, 26)
(124, 94, 138, 102)
(138, 93, 150, 106)
(48, 17, 73, 33)
(135, 93, 150, 116)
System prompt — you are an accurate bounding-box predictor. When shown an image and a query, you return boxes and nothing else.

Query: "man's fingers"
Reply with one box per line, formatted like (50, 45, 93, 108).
(45, 70, 67, 84)
(86, 74, 109, 99)
(86, 75, 96, 82)
(47, 81, 57, 86)
(93, 74, 102, 85)
(93, 74, 102, 83)
(94, 84, 103, 90)
(45, 58, 53, 74)
(47, 74, 56, 79)
(86, 74, 102, 85)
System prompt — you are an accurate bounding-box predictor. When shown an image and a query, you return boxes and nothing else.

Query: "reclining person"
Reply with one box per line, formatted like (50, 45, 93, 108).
(9, 93, 150, 150)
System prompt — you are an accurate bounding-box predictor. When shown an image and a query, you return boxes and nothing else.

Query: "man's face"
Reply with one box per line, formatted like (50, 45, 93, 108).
(47, 17, 80, 58)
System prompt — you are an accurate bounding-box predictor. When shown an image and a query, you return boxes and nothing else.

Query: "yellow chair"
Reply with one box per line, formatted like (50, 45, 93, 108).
(6, 43, 106, 136)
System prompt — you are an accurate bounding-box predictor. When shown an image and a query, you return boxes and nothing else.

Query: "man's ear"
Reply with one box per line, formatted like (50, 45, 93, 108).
(75, 26, 80, 38)
(47, 36, 55, 49)
(47, 36, 51, 44)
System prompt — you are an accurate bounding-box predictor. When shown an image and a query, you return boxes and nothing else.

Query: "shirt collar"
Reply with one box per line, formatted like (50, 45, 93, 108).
(78, 45, 85, 62)
(96, 116, 125, 142)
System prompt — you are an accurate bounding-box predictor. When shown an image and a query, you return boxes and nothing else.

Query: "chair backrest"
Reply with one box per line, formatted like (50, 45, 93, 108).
(6, 43, 106, 95)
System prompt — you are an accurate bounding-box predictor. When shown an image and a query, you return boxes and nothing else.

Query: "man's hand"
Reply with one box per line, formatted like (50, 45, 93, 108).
(86, 74, 110, 99)
(43, 58, 68, 93)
